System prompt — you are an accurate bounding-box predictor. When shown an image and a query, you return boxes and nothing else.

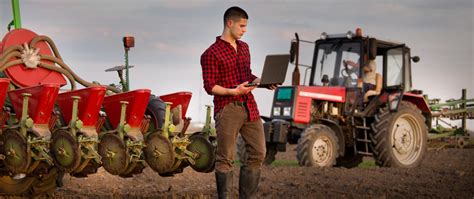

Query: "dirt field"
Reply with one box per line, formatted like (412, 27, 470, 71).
(48, 144, 474, 199)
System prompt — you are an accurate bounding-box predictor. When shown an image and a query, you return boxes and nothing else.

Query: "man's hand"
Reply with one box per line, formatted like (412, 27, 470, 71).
(232, 81, 256, 96)
(266, 84, 278, 90)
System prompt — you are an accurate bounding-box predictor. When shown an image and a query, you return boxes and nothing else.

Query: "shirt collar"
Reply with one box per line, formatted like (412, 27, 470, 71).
(215, 36, 242, 47)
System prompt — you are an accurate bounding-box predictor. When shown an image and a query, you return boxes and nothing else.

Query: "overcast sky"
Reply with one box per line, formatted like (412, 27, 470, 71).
(1, 0, 473, 128)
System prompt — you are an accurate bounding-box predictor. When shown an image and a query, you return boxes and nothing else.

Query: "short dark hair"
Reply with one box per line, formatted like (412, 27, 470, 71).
(223, 6, 248, 26)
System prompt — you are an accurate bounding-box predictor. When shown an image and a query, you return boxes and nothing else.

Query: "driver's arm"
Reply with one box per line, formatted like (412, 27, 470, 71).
(344, 60, 360, 68)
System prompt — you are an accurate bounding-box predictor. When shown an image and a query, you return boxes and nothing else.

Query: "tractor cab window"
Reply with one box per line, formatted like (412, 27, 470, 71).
(313, 42, 360, 87)
(386, 48, 403, 87)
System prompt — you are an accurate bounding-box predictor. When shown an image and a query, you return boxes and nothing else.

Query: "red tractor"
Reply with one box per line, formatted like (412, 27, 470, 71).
(0, 1, 216, 196)
(245, 29, 430, 168)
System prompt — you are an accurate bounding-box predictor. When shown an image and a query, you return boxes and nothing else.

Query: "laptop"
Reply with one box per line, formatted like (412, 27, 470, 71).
(247, 54, 290, 88)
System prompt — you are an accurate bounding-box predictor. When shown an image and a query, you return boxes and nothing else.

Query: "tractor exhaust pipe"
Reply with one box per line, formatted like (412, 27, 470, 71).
(291, 33, 300, 86)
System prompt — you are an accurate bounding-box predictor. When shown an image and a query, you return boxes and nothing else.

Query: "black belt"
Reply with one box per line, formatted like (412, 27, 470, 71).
(233, 101, 246, 107)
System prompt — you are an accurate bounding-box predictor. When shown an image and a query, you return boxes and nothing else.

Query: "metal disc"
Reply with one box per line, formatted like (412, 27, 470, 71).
(144, 132, 175, 174)
(1, 129, 31, 174)
(51, 129, 81, 173)
(187, 134, 216, 173)
(98, 133, 129, 175)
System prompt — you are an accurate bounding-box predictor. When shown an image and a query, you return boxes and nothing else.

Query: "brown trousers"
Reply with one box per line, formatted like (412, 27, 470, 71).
(214, 102, 266, 173)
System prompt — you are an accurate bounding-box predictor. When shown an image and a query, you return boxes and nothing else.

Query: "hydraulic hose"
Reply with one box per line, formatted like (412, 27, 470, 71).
(0, 34, 121, 93)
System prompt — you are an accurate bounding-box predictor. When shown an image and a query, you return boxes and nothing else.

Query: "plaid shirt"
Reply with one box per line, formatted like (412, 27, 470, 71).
(201, 37, 260, 121)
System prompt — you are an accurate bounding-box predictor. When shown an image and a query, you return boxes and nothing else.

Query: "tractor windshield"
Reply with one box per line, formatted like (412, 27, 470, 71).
(312, 42, 361, 87)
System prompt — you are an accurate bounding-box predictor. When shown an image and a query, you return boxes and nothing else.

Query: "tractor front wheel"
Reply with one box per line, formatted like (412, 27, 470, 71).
(296, 124, 339, 167)
(371, 101, 427, 168)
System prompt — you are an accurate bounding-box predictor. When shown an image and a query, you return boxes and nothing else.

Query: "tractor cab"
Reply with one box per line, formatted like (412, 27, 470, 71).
(305, 29, 419, 115)
(270, 29, 421, 123)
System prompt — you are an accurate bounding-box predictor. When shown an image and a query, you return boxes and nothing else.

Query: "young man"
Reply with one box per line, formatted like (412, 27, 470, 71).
(200, 6, 276, 199)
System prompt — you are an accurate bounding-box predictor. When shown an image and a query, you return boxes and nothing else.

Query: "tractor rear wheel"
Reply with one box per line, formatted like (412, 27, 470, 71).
(296, 124, 339, 167)
(370, 101, 427, 168)
(0, 168, 62, 197)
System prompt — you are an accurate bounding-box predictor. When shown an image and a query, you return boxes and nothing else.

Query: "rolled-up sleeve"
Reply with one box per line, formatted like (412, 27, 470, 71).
(201, 51, 219, 95)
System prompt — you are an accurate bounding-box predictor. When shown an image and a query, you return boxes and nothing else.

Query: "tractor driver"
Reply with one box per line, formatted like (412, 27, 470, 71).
(200, 6, 277, 199)
(344, 59, 382, 106)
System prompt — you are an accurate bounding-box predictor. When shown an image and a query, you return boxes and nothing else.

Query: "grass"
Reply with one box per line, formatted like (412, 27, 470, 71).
(357, 159, 377, 168)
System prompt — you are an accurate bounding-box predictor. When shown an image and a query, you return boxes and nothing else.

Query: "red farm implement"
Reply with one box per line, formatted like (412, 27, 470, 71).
(0, 1, 216, 196)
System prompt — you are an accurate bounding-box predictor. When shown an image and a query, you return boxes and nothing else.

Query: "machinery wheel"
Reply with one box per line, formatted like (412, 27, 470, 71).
(51, 129, 81, 173)
(98, 133, 129, 175)
(237, 135, 277, 166)
(144, 132, 175, 174)
(1, 129, 31, 174)
(335, 146, 363, 168)
(187, 134, 216, 172)
(371, 101, 428, 168)
(296, 124, 339, 167)
(0, 168, 62, 196)
(146, 95, 166, 132)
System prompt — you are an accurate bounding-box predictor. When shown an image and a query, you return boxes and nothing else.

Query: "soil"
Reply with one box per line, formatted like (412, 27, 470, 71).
(47, 144, 474, 199)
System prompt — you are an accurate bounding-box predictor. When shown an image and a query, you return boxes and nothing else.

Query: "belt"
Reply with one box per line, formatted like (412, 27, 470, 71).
(233, 101, 246, 107)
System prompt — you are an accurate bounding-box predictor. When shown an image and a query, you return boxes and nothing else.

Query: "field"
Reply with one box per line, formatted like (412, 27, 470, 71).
(50, 144, 474, 198)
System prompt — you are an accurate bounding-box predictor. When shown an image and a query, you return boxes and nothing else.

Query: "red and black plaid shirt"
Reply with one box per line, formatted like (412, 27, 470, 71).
(201, 37, 260, 121)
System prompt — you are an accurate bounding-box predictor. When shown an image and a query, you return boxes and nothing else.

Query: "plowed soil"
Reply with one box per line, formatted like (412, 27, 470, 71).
(51, 144, 474, 199)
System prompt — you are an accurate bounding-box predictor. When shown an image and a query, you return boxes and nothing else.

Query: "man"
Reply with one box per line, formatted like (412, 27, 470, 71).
(200, 6, 276, 199)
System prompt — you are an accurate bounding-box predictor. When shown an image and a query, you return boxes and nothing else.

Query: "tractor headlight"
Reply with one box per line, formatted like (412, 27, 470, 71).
(273, 107, 281, 116)
(283, 107, 291, 116)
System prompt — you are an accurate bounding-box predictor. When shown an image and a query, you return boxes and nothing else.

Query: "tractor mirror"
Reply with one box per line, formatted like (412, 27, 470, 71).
(412, 56, 420, 63)
(321, 75, 329, 86)
(368, 38, 377, 60)
(289, 41, 297, 63)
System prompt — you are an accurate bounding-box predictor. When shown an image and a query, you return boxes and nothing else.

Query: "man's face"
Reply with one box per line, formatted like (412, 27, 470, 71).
(228, 18, 247, 40)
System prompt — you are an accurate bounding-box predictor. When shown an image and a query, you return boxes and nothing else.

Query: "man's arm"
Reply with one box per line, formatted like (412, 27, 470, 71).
(211, 82, 255, 96)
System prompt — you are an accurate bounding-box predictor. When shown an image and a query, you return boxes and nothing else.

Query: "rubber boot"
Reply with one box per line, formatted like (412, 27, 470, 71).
(239, 167, 261, 199)
(215, 171, 233, 199)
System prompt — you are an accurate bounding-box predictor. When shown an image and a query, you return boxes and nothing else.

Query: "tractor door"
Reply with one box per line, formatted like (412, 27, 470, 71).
(384, 46, 406, 111)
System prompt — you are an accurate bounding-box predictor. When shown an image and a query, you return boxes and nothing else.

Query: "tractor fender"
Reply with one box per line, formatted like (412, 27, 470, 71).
(318, 118, 345, 156)
(402, 93, 431, 115)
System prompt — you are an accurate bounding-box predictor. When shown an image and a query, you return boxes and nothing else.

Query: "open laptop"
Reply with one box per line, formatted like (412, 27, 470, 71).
(247, 54, 290, 88)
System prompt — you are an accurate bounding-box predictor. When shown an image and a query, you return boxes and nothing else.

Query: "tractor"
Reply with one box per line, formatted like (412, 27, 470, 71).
(241, 29, 431, 168)
(0, 0, 216, 196)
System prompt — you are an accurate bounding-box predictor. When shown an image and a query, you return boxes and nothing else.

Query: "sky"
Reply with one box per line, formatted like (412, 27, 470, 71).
(1, 0, 473, 129)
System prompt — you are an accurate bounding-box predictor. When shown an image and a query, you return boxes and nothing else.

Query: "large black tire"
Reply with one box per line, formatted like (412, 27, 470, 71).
(335, 146, 363, 168)
(236, 135, 276, 166)
(146, 95, 166, 132)
(370, 101, 428, 168)
(296, 124, 339, 167)
(0, 168, 62, 197)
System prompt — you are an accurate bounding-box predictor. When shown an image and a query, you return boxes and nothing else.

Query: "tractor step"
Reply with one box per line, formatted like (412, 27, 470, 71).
(356, 138, 371, 143)
(352, 116, 373, 156)
(355, 125, 370, 130)
(357, 151, 372, 156)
